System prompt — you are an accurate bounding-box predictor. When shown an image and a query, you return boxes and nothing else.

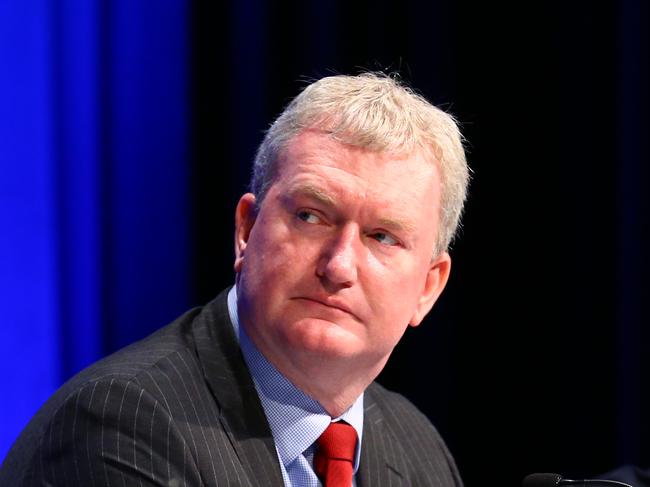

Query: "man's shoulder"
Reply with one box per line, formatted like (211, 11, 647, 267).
(3, 306, 199, 440)
(0, 294, 237, 485)
(47, 287, 234, 408)
(21, 293, 231, 429)
(59, 305, 204, 395)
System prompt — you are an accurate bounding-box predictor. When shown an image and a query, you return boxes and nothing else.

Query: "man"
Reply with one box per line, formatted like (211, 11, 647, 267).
(1, 73, 469, 486)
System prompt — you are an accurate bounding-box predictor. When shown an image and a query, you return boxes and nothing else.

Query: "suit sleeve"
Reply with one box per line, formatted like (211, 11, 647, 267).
(18, 378, 203, 487)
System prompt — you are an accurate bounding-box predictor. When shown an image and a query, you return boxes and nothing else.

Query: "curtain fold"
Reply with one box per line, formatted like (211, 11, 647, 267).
(0, 0, 190, 461)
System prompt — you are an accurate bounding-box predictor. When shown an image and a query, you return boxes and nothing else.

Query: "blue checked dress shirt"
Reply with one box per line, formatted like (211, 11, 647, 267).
(227, 287, 364, 487)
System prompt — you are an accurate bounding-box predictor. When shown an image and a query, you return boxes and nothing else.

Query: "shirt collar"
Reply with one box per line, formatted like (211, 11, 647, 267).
(227, 285, 364, 471)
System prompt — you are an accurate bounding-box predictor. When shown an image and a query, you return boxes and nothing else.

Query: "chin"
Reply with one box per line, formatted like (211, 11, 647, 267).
(281, 317, 363, 358)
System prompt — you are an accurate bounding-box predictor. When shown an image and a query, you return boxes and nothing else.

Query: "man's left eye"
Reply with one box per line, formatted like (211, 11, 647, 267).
(297, 210, 321, 224)
(370, 232, 399, 246)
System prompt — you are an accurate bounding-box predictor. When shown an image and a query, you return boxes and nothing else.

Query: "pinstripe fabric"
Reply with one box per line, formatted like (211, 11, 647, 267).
(0, 289, 463, 486)
(359, 385, 463, 487)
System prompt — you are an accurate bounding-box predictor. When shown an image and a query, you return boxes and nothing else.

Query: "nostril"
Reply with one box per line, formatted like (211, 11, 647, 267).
(318, 252, 357, 287)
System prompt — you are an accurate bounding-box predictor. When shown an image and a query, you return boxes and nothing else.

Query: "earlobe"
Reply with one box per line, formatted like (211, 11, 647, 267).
(409, 252, 452, 327)
(234, 193, 258, 273)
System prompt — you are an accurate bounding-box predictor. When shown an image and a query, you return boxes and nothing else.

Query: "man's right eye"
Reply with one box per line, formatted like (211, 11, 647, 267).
(296, 210, 321, 224)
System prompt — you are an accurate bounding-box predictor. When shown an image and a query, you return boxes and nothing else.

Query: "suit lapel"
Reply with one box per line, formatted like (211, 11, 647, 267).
(192, 289, 285, 487)
(358, 388, 409, 487)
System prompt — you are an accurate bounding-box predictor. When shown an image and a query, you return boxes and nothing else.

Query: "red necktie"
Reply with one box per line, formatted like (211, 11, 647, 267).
(314, 421, 357, 487)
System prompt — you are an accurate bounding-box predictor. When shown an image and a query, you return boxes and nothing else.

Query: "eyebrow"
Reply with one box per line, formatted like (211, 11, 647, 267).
(286, 184, 337, 207)
(286, 183, 419, 237)
(376, 217, 418, 236)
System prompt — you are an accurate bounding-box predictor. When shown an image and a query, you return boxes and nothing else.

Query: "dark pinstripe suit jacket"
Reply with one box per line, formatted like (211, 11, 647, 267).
(1, 289, 463, 486)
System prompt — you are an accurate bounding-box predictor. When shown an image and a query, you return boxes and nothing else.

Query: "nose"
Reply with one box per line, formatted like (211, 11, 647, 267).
(316, 225, 360, 289)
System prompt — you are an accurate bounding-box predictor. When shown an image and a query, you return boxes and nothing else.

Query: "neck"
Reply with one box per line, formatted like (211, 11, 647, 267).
(282, 360, 378, 417)
(250, 334, 388, 417)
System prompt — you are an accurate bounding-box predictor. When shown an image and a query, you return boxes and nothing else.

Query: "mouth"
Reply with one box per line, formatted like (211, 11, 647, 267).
(292, 296, 359, 320)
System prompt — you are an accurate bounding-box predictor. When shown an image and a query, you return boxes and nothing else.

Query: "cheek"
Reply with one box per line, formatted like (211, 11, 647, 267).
(246, 220, 317, 282)
(364, 260, 425, 322)
(248, 217, 289, 258)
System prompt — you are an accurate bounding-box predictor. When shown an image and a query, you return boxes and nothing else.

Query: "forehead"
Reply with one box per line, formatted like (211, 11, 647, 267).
(274, 130, 440, 201)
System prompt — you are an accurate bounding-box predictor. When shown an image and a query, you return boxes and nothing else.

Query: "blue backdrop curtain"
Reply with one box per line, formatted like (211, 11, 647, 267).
(0, 0, 190, 460)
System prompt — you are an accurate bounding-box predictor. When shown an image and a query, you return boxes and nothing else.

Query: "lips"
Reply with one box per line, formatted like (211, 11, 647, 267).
(292, 296, 359, 320)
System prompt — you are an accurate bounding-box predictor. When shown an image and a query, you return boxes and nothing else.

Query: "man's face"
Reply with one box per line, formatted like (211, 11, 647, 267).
(234, 130, 451, 375)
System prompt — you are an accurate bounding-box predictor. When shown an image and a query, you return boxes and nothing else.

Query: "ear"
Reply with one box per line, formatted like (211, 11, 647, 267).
(234, 193, 258, 274)
(409, 251, 452, 327)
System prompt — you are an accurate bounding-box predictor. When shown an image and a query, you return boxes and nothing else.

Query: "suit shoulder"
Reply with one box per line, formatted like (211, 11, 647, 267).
(49, 305, 207, 413)
(0, 307, 206, 483)
(81, 306, 204, 381)
(1, 373, 202, 486)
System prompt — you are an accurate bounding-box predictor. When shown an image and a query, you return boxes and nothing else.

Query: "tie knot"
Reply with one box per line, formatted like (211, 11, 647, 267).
(316, 421, 357, 462)
(314, 421, 357, 486)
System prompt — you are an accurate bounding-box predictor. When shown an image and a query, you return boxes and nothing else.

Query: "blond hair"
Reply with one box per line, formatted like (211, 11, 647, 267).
(251, 72, 469, 254)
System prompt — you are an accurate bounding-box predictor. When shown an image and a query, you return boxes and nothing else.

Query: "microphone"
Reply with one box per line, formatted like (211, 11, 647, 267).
(523, 473, 635, 487)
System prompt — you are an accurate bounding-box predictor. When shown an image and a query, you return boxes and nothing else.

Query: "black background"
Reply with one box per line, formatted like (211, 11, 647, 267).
(190, 1, 649, 485)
